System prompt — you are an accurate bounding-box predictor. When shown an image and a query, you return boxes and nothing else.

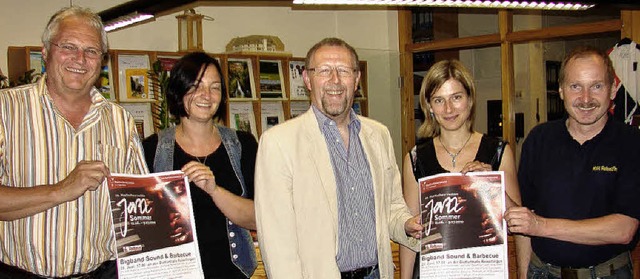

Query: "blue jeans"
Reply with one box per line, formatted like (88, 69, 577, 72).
(527, 262, 633, 279)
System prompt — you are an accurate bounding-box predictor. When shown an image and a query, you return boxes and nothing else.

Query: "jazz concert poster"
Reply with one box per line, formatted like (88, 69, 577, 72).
(418, 171, 508, 279)
(107, 171, 204, 279)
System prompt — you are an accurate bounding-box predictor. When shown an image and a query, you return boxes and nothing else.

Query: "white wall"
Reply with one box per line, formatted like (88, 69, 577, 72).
(1, 1, 405, 163)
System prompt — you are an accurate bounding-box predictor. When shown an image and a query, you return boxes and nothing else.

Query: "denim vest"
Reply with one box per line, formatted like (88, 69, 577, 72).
(153, 126, 257, 277)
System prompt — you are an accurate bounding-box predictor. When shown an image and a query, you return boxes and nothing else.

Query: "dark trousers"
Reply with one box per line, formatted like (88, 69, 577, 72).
(412, 252, 419, 279)
(0, 260, 117, 279)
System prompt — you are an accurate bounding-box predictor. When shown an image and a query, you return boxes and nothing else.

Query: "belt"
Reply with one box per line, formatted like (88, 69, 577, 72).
(340, 264, 378, 279)
(0, 260, 116, 279)
(530, 252, 630, 279)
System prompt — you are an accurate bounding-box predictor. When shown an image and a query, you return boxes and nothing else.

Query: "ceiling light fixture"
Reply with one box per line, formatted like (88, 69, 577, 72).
(292, 0, 595, 10)
(104, 12, 155, 32)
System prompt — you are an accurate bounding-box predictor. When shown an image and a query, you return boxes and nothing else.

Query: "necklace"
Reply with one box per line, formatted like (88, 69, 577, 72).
(177, 125, 213, 166)
(438, 133, 473, 168)
(194, 154, 209, 165)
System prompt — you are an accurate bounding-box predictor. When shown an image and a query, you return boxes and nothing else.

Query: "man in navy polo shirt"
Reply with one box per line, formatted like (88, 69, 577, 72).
(505, 46, 640, 279)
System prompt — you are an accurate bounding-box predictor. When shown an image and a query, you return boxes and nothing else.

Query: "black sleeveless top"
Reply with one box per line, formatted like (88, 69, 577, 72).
(411, 134, 506, 178)
(410, 134, 506, 279)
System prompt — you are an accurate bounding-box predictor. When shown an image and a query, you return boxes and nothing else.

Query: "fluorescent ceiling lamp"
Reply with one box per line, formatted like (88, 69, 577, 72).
(292, 0, 595, 10)
(104, 12, 155, 32)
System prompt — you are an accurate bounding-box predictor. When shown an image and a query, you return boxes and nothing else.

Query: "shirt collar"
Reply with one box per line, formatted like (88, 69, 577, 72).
(311, 104, 361, 132)
(40, 73, 108, 110)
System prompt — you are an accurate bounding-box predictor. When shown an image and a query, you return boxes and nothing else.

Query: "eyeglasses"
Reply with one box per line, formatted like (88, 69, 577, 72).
(308, 66, 357, 78)
(51, 42, 104, 59)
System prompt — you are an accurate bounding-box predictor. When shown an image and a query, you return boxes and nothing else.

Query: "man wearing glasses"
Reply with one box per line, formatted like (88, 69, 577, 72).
(255, 37, 422, 279)
(0, 6, 147, 278)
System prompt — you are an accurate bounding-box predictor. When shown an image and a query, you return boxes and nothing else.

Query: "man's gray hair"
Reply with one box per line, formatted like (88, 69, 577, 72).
(41, 6, 108, 53)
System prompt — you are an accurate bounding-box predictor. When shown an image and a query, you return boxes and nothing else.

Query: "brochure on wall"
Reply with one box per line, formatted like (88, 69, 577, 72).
(260, 101, 285, 133)
(107, 171, 204, 279)
(418, 171, 508, 279)
(288, 60, 308, 99)
(120, 103, 154, 138)
(259, 60, 285, 99)
(117, 54, 153, 102)
(228, 102, 258, 137)
(289, 101, 310, 118)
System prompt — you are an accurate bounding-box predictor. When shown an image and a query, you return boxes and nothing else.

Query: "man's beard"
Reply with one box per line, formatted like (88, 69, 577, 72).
(322, 95, 349, 117)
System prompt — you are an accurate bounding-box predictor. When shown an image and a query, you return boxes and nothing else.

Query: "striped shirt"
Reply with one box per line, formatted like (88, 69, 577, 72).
(0, 76, 148, 277)
(312, 106, 378, 272)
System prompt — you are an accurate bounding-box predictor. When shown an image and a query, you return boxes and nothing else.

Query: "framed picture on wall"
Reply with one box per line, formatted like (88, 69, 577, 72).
(227, 57, 255, 100)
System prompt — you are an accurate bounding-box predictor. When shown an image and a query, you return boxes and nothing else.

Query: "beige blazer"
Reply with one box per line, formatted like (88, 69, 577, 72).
(255, 109, 418, 279)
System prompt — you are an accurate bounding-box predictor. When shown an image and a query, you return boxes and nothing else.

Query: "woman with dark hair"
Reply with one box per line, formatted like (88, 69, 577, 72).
(399, 59, 524, 279)
(142, 52, 257, 279)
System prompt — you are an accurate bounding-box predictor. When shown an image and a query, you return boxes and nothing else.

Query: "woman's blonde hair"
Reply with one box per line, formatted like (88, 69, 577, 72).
(417, 59, 476, 138)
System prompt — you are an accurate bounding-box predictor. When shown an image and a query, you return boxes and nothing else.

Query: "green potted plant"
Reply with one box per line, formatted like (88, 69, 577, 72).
(148, 60, 175, 131)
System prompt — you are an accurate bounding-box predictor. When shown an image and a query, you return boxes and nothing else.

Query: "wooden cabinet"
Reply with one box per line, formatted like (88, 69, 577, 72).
(7, 46, 368, 139)
(7, 46, 45, 84)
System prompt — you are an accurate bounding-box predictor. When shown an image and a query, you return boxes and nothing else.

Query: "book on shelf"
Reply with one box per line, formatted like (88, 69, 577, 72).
(120, 103, 154, 138)
(259, 60, 285, 99)
(29, 51, 45, 76)
(228, 102, 258, 137)
(96, 60, 114, 101)
(157, 56, 181, 72)
(227, 58, 255, 99)
(260, 101, 285, 133)
(288, 60, 308, 100)
(117, 54, 153, 102)
(289, 101, 310, 118)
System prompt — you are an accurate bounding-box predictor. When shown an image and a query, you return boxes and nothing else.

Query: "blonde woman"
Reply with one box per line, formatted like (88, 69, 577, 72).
(400, 59, 525, 279)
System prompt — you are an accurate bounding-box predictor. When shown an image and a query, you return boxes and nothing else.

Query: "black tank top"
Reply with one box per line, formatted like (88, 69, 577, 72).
(411, 134, 505, 179)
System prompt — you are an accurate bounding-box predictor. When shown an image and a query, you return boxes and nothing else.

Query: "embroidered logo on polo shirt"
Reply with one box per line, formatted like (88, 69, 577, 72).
(592, 165, 618, 172)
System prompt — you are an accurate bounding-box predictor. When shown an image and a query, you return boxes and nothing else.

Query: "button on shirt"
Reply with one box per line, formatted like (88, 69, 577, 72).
(312, 106, 378, 272)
